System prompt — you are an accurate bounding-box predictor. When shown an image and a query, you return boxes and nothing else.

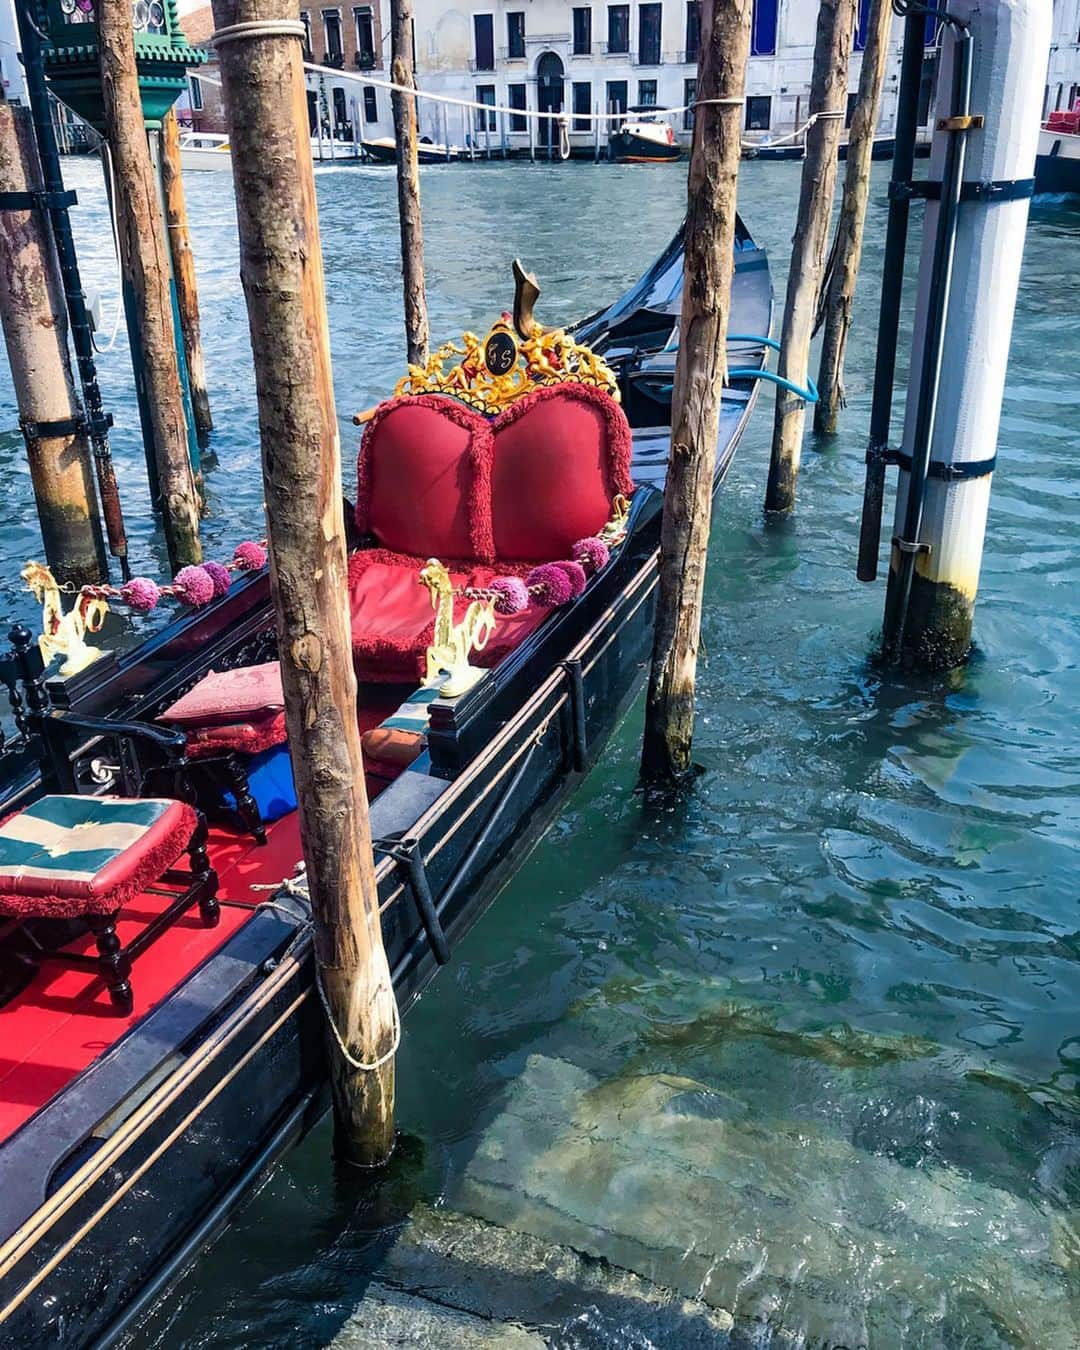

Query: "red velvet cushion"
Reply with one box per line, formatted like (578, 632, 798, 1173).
(356, 395, 494, 562)
(159, 662, 284, 729)
(348, 549, 547, 684)
(490, 385, 634, 562)
(184, 711, 288, 760)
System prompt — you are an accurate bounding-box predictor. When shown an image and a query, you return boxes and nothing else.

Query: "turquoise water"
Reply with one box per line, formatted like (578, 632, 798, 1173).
(4, 156, 1078, 1346)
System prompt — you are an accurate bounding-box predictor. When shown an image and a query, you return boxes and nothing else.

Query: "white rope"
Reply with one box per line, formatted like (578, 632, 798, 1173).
(92, 142, 124, 354)
(210, 19, 307, 49)
(199, 51, 835, 150)
(315, 965, 401, 1071)
(252, 864, 401, 1071)
(300, 59, 736, 125)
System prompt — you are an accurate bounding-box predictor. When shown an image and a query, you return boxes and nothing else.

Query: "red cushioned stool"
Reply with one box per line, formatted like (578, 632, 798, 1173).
(0, 794, 218, 1015)
(158, 663, 288, 844)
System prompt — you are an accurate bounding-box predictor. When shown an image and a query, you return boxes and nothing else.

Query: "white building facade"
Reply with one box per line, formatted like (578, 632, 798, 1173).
(1046, 0, 1080, 116)
(407, 0, 923, 154)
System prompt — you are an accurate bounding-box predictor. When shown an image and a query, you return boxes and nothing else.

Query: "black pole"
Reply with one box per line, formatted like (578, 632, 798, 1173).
(14, 0, 130, 577)
(882, 21, 972, 660)
(855, 9, 926, 583)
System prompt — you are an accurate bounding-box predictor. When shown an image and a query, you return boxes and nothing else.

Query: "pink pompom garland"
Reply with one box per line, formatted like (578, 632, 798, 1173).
(171, 565, 215, 607)
(552, 559, 587, 599)
(119, 577, 161, 613)
(526, 563, 574, 607)
(202, 560, 232, 598)
(572, 536, 609, 575)
(233, 540, 268, 572)
(489, 575, 530, 615)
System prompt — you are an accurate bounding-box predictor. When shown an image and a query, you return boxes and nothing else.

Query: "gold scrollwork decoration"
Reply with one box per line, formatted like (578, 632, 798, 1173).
(393, 307, 620, 417)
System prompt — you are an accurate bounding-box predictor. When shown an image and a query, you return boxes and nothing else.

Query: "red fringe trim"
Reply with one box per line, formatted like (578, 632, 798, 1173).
(0, 802, 198, 920)
(184, 713, 288, 760)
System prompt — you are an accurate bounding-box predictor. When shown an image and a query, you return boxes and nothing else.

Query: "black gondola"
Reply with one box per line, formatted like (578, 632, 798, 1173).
(0, 223, 771, 1349)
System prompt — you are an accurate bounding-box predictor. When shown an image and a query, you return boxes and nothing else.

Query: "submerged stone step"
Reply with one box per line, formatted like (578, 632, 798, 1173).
(331, 1205, 735, 1349)
(333, 1285, 542, 1348)
(448, 1055, 1078, 1349)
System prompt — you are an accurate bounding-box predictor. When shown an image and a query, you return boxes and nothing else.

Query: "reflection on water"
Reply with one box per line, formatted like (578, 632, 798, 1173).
(8, 158, 1077, 1347)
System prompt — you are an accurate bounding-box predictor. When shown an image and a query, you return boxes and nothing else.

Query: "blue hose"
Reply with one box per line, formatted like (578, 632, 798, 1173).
(726, 333, 818, 404)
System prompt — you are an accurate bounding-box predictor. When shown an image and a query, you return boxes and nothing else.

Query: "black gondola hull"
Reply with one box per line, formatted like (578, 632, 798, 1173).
(0, 226, 771, 1349)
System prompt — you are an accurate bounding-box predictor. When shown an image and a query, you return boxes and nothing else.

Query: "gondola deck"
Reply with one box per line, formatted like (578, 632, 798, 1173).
(0, 223, 771, 1348)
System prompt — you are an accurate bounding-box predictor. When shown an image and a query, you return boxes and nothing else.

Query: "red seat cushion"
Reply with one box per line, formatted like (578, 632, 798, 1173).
(184, 711, 288, 760)
(348, 549, 547, 684)
(158, 662, 284, 729)
(356, 394, 495, 562)
(490, 384, 633, 562)
(0, 795, 196, 919)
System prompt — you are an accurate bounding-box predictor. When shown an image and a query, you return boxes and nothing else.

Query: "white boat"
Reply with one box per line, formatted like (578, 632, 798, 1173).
(178, 131, 232, 173)
(608, 108, 682, 164)
(360, 135, 461, 164)
(178, 130, 364, 172)
(1035, 110, 1080, 195)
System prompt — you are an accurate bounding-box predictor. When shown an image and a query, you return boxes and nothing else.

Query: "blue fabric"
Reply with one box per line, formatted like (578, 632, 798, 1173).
(226, 745, 296, 824)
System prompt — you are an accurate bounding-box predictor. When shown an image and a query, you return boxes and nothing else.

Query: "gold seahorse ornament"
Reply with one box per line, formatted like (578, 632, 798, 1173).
(419, 558, 496, 698)
(21, 561, 109, 677)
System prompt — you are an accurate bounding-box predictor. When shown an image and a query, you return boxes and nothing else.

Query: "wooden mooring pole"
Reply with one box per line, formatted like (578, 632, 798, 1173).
(98, 0, 202, 569)
(814, 0, 893, 435)
(0, 102, 107, 586)
(161, 108, 213, 443)
(641, 0, 752, 784)
(389, 0, 429, 368)
(764, 0, 856, 513)
(210, 0, 398, 1166)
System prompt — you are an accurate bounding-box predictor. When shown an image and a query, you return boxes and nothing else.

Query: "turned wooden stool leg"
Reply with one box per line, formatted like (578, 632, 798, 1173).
(224, 752, 267, 845)
(187, 812, 220, 926)
(89, 915, 133, 1015)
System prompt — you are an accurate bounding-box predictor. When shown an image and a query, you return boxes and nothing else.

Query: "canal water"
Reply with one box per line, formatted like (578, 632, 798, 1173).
(2, 156, 1078, 1347)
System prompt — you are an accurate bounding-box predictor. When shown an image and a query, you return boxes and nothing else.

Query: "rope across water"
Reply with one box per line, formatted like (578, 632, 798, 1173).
(201, 36, 830, 150)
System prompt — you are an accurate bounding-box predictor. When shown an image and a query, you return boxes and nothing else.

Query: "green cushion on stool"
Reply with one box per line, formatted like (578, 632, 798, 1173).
(0, 795, 197, 919)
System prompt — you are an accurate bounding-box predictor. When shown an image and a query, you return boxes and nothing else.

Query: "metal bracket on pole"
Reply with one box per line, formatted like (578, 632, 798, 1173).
(373, 834, 450, 965)
(890, 448, 997, 480)
(18, 413, 85, 440)
(890, 177, 1035, 204)
(936, 113, 984, 132)
(892, 536, 932, 558)
(0, 188, 78, 212)
(561, 658, 588, 773)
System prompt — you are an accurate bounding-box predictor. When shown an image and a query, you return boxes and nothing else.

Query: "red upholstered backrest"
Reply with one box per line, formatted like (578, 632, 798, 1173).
(490, 384, 634, 562)
(356, 384, 633, 565)
(356, 394, 494, 562)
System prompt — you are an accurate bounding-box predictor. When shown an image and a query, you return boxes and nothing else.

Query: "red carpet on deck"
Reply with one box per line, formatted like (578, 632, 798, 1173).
(0, 812, 304, 1143)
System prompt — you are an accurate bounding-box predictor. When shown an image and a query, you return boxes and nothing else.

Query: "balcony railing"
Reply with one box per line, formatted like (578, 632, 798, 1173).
(354, 50, 375, 68)
(323, 51, 345, 68)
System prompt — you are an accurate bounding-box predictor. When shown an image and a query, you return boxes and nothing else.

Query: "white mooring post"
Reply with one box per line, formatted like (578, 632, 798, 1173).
(882, 0, 1051, 669)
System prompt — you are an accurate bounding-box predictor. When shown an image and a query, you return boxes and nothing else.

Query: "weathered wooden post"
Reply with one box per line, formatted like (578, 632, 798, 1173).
(210, 0, 398, 1165)
(389, 0, 429, 367)
(98, 0, 202, 568)
(161, 107, 213, 442)
(814, 0, 893, 435)
(0, 102, 107, 586)
(641, 0, 752, 783)
(764, 0, 857, 513)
